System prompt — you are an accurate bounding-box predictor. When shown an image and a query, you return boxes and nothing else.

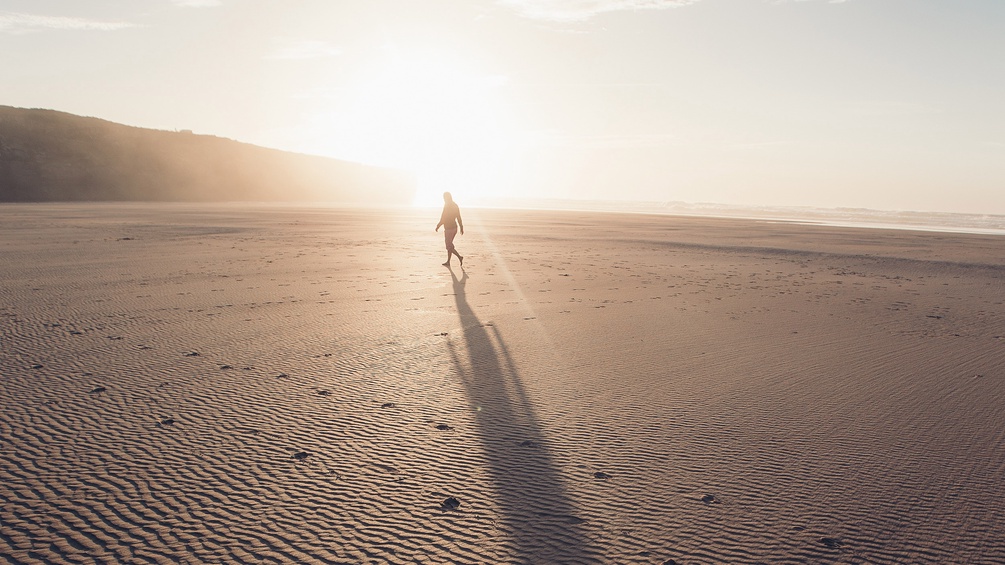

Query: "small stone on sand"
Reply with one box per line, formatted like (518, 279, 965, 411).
(820, 537, 842, 549)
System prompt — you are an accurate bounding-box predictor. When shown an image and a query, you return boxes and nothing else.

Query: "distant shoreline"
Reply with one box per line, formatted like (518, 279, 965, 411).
(465, 198, 1005, 237)
(5, 199, 1005, 237)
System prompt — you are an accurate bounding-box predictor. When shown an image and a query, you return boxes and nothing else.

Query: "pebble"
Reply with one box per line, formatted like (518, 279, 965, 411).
(820, 537, 842, 549)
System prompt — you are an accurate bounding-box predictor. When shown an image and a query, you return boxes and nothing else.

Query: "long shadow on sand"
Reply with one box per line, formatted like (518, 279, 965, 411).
(446, 267, 597, 564)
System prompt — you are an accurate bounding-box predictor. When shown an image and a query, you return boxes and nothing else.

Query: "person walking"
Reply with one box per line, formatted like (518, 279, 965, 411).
(435, 192, 464, 267)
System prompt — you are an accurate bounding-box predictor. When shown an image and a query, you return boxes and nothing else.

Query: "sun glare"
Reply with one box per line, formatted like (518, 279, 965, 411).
(325, 51, 518, 207)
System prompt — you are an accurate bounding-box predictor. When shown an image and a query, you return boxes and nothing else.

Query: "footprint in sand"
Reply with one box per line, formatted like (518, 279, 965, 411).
(88, 386, 107, 394)
(381, 402, 396, 409)
(441, 497, 461, 510)
(593, 471, 612, 480)
(30, 364, 43, 369)
(435, 424, 453, 431)
(519, 440, 538, 448)
(184, 351, 200, 357)
(701, 494, 719, 504)
(317, 390, 332, 396)
(292, 451, 310, 461)
(157, 418, 175, 427)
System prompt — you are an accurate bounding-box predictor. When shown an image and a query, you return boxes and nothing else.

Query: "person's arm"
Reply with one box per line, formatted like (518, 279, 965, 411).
(457, 208, 464, 235)
(435, 207, 445, 231)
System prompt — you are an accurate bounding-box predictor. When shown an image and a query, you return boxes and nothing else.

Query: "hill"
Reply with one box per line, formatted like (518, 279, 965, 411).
(0, 106, 413, 203)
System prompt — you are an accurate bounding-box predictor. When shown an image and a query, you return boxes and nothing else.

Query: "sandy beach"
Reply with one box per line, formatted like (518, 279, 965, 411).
(2, 203, 1004, 564)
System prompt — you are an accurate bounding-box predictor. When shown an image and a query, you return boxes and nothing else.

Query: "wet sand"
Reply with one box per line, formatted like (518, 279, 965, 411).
(2, 203, 1004, 564)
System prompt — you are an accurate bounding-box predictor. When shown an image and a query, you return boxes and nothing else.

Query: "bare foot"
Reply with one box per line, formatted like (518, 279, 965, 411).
(442, 262, 450, 267)
(459, 256, 464, 267)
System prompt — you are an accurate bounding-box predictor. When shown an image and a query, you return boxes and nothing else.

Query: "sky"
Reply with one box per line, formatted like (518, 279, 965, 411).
(1, 0, 1003, 212)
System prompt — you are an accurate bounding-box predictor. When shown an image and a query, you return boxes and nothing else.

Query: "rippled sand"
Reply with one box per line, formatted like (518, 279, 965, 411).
(2, 203, 1004, 564)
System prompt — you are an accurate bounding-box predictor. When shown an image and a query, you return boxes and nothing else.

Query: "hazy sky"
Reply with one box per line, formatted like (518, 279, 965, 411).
(2, 0, 1003, 212)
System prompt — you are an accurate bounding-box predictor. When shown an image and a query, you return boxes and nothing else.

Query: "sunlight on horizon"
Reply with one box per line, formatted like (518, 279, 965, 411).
(313, 49, 521, 208)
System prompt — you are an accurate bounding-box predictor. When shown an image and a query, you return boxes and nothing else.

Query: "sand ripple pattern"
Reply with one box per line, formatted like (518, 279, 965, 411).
(2, 204, 1005, 564)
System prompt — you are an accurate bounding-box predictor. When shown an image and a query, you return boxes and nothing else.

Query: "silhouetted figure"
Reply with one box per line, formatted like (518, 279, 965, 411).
(435, 191, 464, 267)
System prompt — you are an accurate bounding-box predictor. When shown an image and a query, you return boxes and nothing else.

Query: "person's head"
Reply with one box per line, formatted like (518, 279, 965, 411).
(443, 192, 453, 203)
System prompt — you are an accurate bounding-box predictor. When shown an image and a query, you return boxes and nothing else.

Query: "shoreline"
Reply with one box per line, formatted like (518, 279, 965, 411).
(6, 200, 1005, 236)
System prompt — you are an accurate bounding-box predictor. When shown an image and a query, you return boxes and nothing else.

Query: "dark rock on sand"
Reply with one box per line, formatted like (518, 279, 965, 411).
(820, 537, 843, 549)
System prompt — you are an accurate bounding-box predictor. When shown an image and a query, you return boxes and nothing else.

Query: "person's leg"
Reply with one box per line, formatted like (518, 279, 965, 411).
(443, 229, 457, 266)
